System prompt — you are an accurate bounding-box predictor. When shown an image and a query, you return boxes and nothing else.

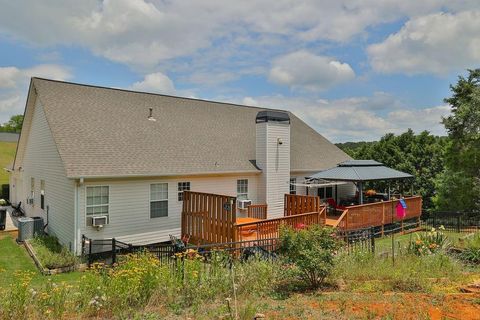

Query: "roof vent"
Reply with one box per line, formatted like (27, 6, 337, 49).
(256, 110, 290, 123)
(147, 107, 156, 121)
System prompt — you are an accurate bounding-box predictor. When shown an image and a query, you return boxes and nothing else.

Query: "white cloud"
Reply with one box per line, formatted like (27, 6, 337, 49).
(131, 72, 176, 95)
(239, 95, 449, 142)
(0, 67, 21, 88)
(1, 1, 478, 70)
(368, 11, 480, 75)
(269, 50, 355, 91)
(0, 64, 72, 122)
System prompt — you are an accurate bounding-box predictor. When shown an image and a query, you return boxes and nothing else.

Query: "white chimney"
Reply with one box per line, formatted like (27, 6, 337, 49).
(255, 111, 291, 218)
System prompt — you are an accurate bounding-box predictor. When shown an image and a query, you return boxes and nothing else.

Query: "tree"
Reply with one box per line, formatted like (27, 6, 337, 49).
(434, 69, 480, 212)
(0, 115, 24, 133)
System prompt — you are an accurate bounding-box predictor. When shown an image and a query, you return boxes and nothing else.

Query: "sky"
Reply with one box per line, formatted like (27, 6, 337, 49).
(0, 1, 479, 142)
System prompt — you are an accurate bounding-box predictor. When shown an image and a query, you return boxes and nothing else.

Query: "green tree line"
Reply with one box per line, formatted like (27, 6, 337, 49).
(0, 115, 23, 133)
(337, 69, 480, 213)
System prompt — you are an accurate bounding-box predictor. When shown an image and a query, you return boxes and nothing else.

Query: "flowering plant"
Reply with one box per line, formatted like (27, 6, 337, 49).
(408, 226, 449, 255)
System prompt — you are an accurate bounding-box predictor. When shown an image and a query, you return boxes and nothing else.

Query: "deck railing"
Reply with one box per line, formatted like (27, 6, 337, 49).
(334, 196, 422, 231)
(182, 191, 237, 245)
(247, 204, 268, 220)
(284, 194, 322, 216)
(237, 206, 327, 241)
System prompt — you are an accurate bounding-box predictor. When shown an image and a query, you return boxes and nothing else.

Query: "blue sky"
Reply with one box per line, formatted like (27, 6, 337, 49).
(0, 1, 479, 142)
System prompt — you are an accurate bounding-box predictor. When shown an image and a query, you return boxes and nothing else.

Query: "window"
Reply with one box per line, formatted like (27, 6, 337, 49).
(177, 182, 190, 201)
(30, 177, 35, 206)
(290, 178, 296, 195)
(318, 186, 333, 199)
(151, 183, 168, 218)
(40, 180, 45, 210)
(86, 186, 109, 226)
(237, 179, 248, 200)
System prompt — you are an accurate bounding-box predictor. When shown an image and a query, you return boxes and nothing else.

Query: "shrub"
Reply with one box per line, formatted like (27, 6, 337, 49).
(29, 235, 78, 269)
(278, 225, 341, 288)
(407, 227, 450, 255)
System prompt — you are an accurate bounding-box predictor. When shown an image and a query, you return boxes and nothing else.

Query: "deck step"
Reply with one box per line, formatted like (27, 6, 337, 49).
(325, 218, 338, 226)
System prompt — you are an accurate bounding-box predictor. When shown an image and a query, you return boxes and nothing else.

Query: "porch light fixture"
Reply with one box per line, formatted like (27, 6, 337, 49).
(277, 138, 283, 145)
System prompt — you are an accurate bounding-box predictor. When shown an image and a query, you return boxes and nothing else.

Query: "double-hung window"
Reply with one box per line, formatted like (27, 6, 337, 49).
(151, 183, 168, 218)
(86, 186, 109, 226)
(290, 178, 296, 195)
(177, 182, 190, 201)
(237, 179, 248, 200)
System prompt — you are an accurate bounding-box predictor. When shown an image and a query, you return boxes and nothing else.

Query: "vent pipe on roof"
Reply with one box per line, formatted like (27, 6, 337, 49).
(147, 107, 156, 121)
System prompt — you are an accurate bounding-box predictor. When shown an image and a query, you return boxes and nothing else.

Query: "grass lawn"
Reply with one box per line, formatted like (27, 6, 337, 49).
(0, 233, 83, 287)
(0, 141, 16, 185)
(375, 230, 471, 255)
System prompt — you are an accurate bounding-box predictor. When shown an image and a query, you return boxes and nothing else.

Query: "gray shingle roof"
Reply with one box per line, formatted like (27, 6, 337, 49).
(311, 160, 413, 181)
(32, 78, 351, 178)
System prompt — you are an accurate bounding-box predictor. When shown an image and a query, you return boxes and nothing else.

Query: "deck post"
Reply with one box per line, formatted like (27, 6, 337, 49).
(381, 203, 385, 236)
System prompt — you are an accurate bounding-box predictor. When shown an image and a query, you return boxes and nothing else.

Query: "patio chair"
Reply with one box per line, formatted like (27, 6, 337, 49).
(326, 198, 346, 211)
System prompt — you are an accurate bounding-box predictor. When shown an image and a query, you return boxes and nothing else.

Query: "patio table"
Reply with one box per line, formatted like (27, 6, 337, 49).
(236, 217, 261, 237)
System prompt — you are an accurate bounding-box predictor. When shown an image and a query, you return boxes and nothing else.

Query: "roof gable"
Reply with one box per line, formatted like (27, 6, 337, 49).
(30, 78, 350, 178)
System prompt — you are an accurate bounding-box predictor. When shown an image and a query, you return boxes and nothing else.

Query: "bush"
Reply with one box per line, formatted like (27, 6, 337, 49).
(278, 225, 341, 288)
(29, 235, 78, 269)
(407, 227, 450, 255)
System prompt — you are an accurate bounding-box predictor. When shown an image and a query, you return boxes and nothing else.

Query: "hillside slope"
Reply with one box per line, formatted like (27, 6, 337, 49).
(0, 141, 16, 185)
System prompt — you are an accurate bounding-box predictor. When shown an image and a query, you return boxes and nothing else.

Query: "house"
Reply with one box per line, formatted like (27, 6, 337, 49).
(9, 78, 356, 253)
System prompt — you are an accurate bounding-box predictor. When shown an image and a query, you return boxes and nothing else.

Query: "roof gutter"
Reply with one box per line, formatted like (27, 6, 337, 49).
(67, 169, 263, 180)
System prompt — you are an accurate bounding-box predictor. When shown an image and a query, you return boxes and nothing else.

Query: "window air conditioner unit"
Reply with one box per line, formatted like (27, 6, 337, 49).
(237, 199, 252, 210)
(92, 216, 108, 228)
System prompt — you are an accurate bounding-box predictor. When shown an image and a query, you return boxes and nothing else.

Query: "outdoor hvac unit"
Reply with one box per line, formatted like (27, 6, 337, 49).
(31, 216, 44, 236)
(92, 216, 108, 228)
(17, 217, 34, 242)
(237, 199, 252, 210)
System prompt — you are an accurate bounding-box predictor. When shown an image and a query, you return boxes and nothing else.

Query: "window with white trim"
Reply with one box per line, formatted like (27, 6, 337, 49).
(86, 186, 109, 226)
(151, 183, 168, 218)
(177, 182, 190, 201)
(290, 178, 296, 195)
(237, 179, 248, 200)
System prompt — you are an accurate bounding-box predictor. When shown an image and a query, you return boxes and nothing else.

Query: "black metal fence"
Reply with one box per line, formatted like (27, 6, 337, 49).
(82, 230, 381, 267)
(81, 236, 280, 267)
(421, 211, 480, 232)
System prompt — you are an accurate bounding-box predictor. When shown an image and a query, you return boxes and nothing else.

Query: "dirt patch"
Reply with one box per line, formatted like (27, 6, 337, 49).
(263, 292, 480, 320)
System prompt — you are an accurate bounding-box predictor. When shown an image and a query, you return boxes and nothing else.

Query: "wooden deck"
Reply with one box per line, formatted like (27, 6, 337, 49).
(326, 196, 423, 231)
(182, 191, 326, 245)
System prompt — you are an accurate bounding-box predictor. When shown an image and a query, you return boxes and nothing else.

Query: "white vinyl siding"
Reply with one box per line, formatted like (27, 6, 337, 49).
(256, 121, 290, 218)
(17, 99, 75, 249)
(150, 183, 168, 218)
(78, 174, 259, 245)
